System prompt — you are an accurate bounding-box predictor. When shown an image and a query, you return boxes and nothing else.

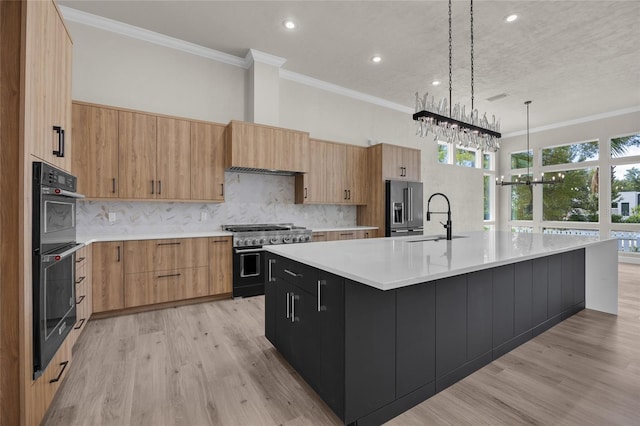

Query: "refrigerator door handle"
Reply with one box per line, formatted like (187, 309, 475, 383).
(409, 187, 413, 221)
(403, 187, 408, 222)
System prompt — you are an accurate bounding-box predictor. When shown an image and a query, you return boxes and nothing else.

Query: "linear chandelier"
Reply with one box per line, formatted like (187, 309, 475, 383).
(496, 101, 565, 186)
(413, 0, 502, 152)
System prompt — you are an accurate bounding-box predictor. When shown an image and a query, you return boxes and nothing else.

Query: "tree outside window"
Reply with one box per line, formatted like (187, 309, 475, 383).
(511, 174, 532, 220)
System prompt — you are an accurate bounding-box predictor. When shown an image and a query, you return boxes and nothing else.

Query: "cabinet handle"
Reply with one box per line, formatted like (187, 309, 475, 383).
(116, 245, 121, 262)
(220, 183, 224, 197)
(76, 257, 86, 263)
(151, 180, 155, 195)
(49, 361, 69, 384)
(76, 295, 85, 305)
(286, 292, 291, 319)
(344, 189, 348, 200)
(291, 294, 298, 323)
(158, 180, 162, 195)
(157, 273, 181, 279)
(304, 187, 308, 199)
(112, 178, 116, 193)
(73, 318, 86, 330)
(157, 242, 181, 246)
(365, 232, 369, 238)
(340, 233, 353, 237)
(211, 240, 227, 243)
(75, 276, 86, 285)
(53, 126, 65, 157)
(284, 268, 301, 278)
(317, 279, 327, 312)
(348, 189, 351, 200)
(268, 259, 275, 282)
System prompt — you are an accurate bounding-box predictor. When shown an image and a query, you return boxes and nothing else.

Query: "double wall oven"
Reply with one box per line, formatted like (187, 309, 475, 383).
(223, 224, 312, 298)
(32, 162, 84, 378)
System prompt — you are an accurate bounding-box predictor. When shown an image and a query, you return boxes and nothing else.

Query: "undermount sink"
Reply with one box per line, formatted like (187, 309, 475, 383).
(407, 235, 468, 243)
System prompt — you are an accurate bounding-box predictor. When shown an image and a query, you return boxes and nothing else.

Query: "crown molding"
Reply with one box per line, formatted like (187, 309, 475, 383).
(59, 6, 248, 69)
(279, 70, 413, 115)
(245, 49, 287, 68)
(503, 105, 640, 138)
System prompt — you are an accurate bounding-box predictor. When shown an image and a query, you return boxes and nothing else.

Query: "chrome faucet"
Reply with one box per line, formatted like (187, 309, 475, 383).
(426, 193, 452, 240)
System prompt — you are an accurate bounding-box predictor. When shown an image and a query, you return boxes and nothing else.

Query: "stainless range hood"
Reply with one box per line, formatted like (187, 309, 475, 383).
(226, 166, 302, 176)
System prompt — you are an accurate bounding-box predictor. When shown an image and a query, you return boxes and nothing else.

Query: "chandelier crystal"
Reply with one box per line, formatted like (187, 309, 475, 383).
(413, 0, 502, 152)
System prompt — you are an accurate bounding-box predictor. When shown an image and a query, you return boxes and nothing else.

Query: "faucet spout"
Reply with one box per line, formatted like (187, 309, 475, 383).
(426, 193, 452, 240)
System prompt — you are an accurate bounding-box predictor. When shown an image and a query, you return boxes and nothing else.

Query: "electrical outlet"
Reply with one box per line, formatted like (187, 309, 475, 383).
(200, 212, 207, 221)
(108, 212, 116, 222)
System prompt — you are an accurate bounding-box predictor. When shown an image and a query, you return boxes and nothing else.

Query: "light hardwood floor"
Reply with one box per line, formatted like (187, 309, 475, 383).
(44, 264, 640, 425)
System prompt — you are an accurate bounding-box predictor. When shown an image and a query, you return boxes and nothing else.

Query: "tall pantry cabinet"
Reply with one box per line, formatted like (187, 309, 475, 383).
(0, 1, 74, 425)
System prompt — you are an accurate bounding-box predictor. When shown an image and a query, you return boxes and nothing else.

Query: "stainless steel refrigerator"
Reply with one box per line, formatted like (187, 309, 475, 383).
(385, 180, 424, 236)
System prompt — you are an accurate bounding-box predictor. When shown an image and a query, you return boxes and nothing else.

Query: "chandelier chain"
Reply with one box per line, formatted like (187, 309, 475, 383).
(470, 0, 474, 111)
(448, 0, 452, 118)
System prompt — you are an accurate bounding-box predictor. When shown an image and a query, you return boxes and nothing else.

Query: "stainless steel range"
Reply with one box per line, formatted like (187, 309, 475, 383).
(222, 223, 312, 297)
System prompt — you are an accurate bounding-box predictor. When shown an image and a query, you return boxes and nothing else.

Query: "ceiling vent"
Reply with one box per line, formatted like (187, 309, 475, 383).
(486, 93, 508, 102)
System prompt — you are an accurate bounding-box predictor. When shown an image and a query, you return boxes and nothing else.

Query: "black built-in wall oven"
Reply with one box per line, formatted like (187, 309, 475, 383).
(32, 162, 84, 378)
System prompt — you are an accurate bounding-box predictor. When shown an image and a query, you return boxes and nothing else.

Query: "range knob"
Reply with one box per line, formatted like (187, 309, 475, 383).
(269, 238, 278, 244)
(283, 236, 292, 244)
(260, 238, 266, 245)
(253, 239, 260, 246)
(304, 235, 311, 242)
(235, 239, 243, 246)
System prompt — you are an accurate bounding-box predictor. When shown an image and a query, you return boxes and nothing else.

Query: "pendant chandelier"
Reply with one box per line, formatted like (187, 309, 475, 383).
(496, 101, 565, 186)
(413, 0, 502, 152)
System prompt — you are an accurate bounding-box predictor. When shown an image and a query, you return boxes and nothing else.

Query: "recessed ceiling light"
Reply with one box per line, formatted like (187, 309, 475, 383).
(371, 55, 382, 63)
(283, 20, 296, 30)
(506, 14, 518, 23)
(432, 80, 441, 86)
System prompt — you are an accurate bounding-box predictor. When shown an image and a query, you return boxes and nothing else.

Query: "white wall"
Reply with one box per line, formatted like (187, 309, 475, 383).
(69, 21, 486, 236)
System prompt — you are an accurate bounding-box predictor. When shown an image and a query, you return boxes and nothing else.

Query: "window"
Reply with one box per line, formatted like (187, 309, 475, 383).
(542, 140, 598, 166)
(511, 174, 533, 221)
(483, 154, 491, 170)
(610, 134, 640, 223)
(511, 151, 532, 169)
(438, 143, 449, 164)
(543, 167, 599, 222)
(456, 147, 476, 167)
(611, 134, 640, 158)
(484, 175, 491, 220)
(621, 203, 630, 217)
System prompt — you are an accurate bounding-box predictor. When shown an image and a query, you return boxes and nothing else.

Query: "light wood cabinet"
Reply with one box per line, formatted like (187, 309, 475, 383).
(380, 144, 421, 181)
(24, 0, 72, 172)
(118, 111, 157, 199)
(209, 237, 232, 295)
(92, 242, 124, 313)
(123, 238, 209, 308)
(157, 117, 191, 200)
(226, 121, 309, 173)
(346, 146, 368, 204)
(191, 122, 225, 201)
(295, 139, 330, 204)
(70, 246, 92, 346)
(312, 230, 372, 242)
(72, 104, 119, 197)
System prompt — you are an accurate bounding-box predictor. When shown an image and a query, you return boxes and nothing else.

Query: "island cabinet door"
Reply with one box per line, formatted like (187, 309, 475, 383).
(435, 275, 467, 384)
(531, 257, 549, 326)
(492, 265, 515, 350)
(396, 282, 436, 398)
(317, 271, 345, 419)
(344, 281, 396, 424)
(572, 249, 585, 306)
(467, 270, 493, 362)
(514, 261, 533, 336)
(547, 254, 563, 318)
(264, 255, 277, 345)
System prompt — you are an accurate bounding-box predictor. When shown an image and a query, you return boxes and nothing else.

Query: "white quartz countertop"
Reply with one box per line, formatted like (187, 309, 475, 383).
(265, 231, 615, 290)
(77, 231, 233, 245)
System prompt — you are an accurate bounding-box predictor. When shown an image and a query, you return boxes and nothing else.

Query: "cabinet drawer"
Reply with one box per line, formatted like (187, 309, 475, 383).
(73, 280, 90, 334)
(125, 238, 208, 273)
(270, 255, 318, 296)
(75, 246, 89, 269)
(125, 266, 209, 308)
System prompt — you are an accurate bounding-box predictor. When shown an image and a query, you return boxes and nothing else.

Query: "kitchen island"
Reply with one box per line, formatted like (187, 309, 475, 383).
(263, 231, 618, 426)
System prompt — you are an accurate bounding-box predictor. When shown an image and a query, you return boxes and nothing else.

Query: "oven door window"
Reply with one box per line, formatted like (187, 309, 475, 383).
(44, 199, 75, 234)
(43, 255, 75, 340)
(240, 252, 261, 277)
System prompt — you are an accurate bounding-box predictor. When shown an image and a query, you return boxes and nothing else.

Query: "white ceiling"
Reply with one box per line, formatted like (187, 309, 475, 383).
(59, 0, 640, 134)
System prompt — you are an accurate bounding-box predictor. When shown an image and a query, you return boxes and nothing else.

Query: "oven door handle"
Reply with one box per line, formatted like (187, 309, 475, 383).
(41, 186, 85, 199)
(41, 243, 85, 263)
(234, 248, 264, 254)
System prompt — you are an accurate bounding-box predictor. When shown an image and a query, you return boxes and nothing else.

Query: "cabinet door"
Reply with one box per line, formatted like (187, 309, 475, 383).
(72, 104, 119, 198)
(276, 129, 309, 173)
(312, 232, 328, 242)
(92, 242, 124, 312)
(337, 231, 356, 241)
(118, 111, 157, 199)
(467, 270, 493, 360)
(346, 146, 368, 204)
(296, 139, 328, 203)
(227, 121, 273, 170)
(191, 122, 225, 201)
(265, 255, 278, 344)
(492, 265, 515, 348)
(435, 274, 467, 379)
(402, 148, 421, 181)
(381, 144, 404, 180)
(209, 237, 232, 295)
(156, 117, 191, 200)
(327, 143, 347, 202)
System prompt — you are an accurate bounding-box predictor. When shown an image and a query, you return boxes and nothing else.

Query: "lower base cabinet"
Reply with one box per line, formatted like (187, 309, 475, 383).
(124, 267, 209, 308)
(265, 249, 586, 426)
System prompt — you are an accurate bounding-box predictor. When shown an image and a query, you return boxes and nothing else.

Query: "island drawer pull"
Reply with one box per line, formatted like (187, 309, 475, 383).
(317, 280, 327, 312)
(49, 361, 69, 384)
(286, 292, 291, 319)
(268, 259, 275, 282)
(284, 269, 301, 278)
(291, 294, 299, 323)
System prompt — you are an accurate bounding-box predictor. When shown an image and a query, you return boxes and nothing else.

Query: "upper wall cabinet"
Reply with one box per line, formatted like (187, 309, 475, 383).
(380, 144, 421, 181)
(25, 0, 72, 172)
(226, 121, 309, 173)
(72, 102, 226, 202)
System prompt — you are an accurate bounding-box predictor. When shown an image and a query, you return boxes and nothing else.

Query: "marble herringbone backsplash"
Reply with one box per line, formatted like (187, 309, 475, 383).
(77, 172, 356, 236)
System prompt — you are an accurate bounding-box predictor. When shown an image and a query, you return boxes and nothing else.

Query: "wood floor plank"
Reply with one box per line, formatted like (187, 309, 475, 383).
(43, 263, 640, 425)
